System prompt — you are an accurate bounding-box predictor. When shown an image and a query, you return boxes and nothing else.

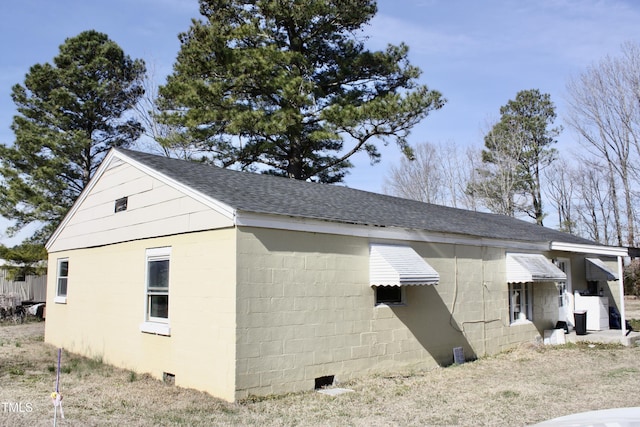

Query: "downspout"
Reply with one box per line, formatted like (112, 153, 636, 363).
(618, 255, 626, 340)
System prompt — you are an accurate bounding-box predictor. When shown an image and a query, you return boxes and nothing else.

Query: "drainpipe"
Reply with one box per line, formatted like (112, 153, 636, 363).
(618, 256, 626, 340)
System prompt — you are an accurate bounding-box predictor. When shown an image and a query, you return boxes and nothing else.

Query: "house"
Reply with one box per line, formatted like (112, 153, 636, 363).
(44, 148, 629, 402)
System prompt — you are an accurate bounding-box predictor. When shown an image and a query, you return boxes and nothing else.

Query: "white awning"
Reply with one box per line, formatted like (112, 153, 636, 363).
(586, 258, 619, 281)
(369, 244, 439, 286)
(506, 253, 567, 283)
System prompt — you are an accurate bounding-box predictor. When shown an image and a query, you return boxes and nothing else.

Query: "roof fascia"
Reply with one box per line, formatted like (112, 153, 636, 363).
(235, 211, 551, 251)
(46, 148, 120, 251)
(114, 149, 236, 219)
(550, 242, 628, 257)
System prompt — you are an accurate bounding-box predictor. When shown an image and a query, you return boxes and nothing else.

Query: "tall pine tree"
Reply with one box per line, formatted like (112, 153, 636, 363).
(158, 0, 445, 183)
(0, 30, 145, 244)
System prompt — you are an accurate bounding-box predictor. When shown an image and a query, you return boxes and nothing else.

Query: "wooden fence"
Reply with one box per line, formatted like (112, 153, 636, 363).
(0, 269, 47, 304)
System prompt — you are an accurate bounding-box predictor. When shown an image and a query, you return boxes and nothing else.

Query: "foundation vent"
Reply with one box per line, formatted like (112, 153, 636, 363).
(163, 372, 175, 385)
(314, 375, 335, 389)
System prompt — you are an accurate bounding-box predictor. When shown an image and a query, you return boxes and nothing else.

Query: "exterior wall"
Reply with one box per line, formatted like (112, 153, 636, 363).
(234, 228, 371, 399)
(48, 157, 233, 253)
(233, 227, 564, 400)
(598, 257, 622, 310)
(46, 216, 610, 402)
(45, 228, 237, 401)
(550, 253, 623, 324)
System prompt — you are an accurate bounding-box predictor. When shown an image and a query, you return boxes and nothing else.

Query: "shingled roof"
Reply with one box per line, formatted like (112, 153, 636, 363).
(119, 148, 595, 246)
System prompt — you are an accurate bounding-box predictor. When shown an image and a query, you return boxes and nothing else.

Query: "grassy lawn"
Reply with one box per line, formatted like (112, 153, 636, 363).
(1, 317, 640, 426)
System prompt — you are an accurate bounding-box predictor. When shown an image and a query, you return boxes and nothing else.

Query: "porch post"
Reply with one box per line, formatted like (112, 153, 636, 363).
(618, 255, 626, 339)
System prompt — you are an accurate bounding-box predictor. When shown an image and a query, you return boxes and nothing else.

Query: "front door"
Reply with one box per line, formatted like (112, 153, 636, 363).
(556, 258, 573, 328)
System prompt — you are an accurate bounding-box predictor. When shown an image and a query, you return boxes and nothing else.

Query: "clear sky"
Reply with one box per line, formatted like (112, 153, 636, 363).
(1, 0, 640, 245)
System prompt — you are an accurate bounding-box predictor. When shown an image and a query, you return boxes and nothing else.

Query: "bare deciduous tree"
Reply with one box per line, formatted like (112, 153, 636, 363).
(132, 64, 198, 160)
(565, 41, 640, 246)
(544, 157, 575, 234)
(383, 142, 445, 204)
(572, 161, 616, 245)
(440, 143, 482, 210)
(383, 141, 479, 209)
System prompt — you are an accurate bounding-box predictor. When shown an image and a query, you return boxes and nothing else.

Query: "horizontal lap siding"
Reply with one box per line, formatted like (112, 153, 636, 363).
(48, 159, 233, 252)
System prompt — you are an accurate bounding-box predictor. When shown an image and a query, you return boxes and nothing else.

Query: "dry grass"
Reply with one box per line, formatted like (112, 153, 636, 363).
(625, 296, 640, 318)
(2, 321, 640, 426)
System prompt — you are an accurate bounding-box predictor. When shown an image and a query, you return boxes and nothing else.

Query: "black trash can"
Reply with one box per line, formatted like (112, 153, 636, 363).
(574, 311, 587, 336)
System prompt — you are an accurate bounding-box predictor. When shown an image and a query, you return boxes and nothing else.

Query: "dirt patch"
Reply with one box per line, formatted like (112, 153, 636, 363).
(2, 322, 640, 426)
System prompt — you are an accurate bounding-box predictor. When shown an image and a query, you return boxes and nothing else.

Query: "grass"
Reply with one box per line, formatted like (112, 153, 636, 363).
(1, 322, 640, 426)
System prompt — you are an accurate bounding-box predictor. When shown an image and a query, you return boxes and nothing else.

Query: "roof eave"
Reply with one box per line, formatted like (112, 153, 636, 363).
(550, 241, 628, 257)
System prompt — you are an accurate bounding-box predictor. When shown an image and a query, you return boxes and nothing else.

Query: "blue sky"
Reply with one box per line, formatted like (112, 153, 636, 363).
(1, 0, 640, 244)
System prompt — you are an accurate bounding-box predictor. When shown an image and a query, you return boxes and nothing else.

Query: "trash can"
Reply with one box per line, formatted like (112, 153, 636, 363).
(574, 311, 587, 335)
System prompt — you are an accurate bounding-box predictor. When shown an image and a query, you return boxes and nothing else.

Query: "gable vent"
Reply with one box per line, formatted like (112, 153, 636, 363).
(115, 196, 128, 213)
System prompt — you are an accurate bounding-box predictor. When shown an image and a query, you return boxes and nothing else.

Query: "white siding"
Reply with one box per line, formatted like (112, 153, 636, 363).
(48, 158, 234, 252)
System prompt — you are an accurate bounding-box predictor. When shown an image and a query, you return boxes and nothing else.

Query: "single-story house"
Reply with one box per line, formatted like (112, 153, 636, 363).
(44, 148, 629, 402)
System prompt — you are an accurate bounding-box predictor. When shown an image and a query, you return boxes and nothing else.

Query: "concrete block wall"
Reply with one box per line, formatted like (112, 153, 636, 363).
(234, 227, 565, 399)
(45, 229, 238, 401)
(235, 227, 378, 399)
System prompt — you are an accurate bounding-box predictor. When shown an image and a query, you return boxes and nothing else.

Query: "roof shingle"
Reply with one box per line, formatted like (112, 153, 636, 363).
(119, 148, 595, 246)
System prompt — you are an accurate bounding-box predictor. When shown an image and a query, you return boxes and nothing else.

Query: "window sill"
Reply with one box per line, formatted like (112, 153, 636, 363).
(140, 322, 171, 336)
(375, 302, 407, 308)
(54, 296, 67, 304)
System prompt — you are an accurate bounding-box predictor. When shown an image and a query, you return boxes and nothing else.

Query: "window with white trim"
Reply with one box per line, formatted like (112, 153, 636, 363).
(146, 247, 171, 322)
(55, 258, 69, 303)
(509, 282, 532, 324)
(139, 247, 172, 336)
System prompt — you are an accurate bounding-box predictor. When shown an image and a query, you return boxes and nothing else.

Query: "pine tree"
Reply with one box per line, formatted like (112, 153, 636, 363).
(0, 30, 146, 243)
(158, 0, 445, 183)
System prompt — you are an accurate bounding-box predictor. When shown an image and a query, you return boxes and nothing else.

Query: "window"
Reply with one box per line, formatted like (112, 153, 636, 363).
(375, 285, 404, 306)
(55, 259, 69, 304)
(141, 247, 171, 335)
(509, 283, 532, 324)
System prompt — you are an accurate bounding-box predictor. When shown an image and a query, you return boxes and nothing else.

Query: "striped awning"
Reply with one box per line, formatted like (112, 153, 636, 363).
(506, 253, 567, 283)
(369, 244, 439, 286)
(586, 258, 618, 281)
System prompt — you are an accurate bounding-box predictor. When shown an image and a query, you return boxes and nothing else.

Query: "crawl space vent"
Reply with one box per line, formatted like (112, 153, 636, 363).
(163, 372, 175, 385)
(314, 375, 335, 389)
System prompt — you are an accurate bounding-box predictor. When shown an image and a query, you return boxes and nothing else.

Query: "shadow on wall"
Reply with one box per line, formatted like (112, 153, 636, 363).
(391, 285, 475, 366)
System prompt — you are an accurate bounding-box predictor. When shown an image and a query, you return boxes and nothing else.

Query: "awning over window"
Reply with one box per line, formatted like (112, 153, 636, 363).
(586, 258, 619, 281)
(506, 253, 567, 283)
(369, 244, 439, 286)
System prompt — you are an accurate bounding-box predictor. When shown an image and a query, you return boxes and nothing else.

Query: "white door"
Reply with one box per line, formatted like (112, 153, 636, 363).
(556, 258, 573, 328)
